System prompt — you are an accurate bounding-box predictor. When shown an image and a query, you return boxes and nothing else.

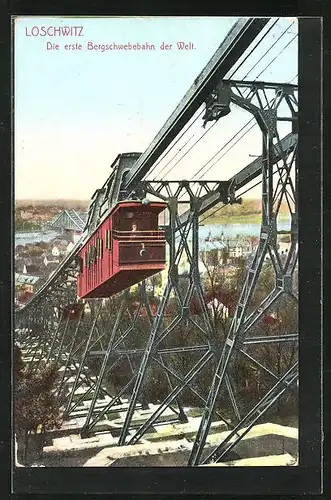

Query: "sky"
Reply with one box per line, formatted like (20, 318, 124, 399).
(14, 17, 298, 200)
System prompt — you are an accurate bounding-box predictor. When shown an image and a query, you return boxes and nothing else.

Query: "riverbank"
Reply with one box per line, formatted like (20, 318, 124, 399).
(15, 228, 49, 235)
(201, 213, 290, 225)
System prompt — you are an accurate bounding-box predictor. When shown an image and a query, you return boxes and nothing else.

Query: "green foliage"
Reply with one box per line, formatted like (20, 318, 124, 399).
(14, 344, 24, 380)
(202, 198, 291, 224)
(203, 198, 261, 221)
(16, 199, 89, 211)
(14, 345, 62, 434)
(25, 245, 45, 257)
(15, 212, 41, 231)
(56, 260, 298, 423)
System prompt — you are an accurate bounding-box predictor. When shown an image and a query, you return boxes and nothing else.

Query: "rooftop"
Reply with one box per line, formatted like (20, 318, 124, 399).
(15, 273, 39, 285)
(199, 239, 227, 251)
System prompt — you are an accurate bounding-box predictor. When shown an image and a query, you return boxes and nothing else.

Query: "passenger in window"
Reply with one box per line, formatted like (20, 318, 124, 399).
(132, 222, 137, 232)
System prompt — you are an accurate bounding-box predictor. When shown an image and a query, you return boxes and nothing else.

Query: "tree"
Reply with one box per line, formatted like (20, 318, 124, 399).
(235, 261, 298, 420)
(26, 245, 44, 257)
(14, 345, 62, 464)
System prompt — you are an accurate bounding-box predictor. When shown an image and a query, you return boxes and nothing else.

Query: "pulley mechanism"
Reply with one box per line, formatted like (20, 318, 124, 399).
(202, 82, 231, 128)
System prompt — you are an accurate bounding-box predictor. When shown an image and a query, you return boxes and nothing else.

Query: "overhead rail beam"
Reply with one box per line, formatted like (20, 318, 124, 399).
(124, 17, 270, 189)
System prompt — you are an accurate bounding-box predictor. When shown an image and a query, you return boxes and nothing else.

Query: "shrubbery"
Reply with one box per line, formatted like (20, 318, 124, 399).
(14, 345, 62, 464)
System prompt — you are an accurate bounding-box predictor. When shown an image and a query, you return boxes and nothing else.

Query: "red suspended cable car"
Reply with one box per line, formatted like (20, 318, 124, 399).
(77, 201, 167, 299)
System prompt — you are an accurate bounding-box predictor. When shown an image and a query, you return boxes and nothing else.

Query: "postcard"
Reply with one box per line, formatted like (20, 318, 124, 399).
(12, 14, 323, 495)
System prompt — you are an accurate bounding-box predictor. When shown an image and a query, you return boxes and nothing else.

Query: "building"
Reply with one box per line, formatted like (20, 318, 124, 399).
(51, 246, 60, 257)
(278, 234, 291, 254)
(18, 290, 34, 303)
(43, 254, 60, 267)
(15, 273, 40, 296)
(199, 239, 228, 266)
(225, 238, 243, 259)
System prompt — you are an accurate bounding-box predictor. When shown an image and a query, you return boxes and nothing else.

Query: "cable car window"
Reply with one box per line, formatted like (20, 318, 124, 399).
(84, 252, 89, 268)
(106, 230, 112, 250)
(89, 245, 97, 264)
(97, 238, 103, 258)
(77, 255, 83, 273)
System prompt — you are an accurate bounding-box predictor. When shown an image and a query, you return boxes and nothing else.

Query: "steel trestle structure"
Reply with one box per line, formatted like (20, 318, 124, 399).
(15, 18, 298, 466)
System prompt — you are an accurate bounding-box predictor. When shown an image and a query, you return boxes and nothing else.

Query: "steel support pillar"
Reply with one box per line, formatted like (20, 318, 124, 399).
(187, 81, 298, 466)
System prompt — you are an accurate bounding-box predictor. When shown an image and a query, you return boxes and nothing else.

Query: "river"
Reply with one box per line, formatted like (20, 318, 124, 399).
(15, 230, 62, 246)
(198, 219, 291, 240)
(15, 219, 291, 247)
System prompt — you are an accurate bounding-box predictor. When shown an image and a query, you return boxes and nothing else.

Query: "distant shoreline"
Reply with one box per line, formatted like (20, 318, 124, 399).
(15, 230, 50, 235)
(200, 213, 290, 225)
